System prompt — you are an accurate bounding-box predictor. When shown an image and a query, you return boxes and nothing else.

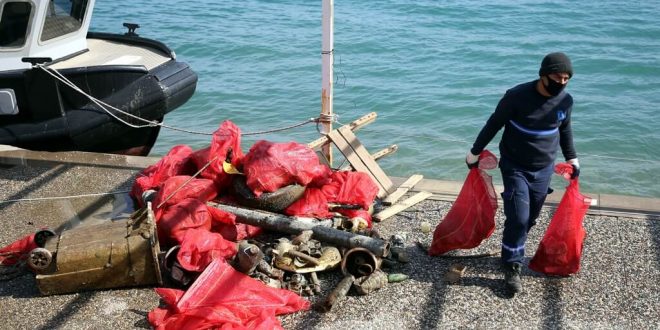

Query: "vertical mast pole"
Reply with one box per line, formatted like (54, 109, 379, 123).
(320, 0, 334, 165)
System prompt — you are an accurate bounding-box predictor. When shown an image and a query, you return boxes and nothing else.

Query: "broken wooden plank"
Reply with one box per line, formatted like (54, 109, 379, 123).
(307, 112, 377, 150)
(373, 191, 433, 222)
(336, 126, 394, 196)
(381, 174, 424, 206)
(371, 144, 398, 162)
(328, 129, 394, 198)
(327, 129, 388, 197)
(339, 144, 398, 171)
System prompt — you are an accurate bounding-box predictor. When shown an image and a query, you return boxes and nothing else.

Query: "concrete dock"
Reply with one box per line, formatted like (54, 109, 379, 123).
(0, 147, 658, 329)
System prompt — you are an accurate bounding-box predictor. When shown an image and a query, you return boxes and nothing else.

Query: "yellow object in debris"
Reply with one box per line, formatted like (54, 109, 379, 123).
(222, 161, 242, 174)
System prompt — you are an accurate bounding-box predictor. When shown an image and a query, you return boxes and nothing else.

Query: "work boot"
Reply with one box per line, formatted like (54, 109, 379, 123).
(503, 262, 523, 294)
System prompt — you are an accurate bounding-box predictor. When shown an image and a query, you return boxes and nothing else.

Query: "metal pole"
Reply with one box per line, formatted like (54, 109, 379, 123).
(320, 0, 334, 165)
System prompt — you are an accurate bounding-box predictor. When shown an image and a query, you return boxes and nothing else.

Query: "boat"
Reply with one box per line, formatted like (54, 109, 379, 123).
(0, 0, 197, 156)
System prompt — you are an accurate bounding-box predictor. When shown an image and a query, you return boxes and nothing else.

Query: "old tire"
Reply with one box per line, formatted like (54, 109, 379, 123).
(232, 176, 305, 212)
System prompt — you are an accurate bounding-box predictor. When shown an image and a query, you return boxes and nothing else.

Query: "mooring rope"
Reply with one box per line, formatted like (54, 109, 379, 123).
(36, 65, 327, 136)
(0, 191, 131, 204)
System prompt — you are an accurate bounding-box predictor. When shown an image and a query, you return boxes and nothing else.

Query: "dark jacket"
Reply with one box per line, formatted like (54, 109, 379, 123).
(471, 80, 576, 169)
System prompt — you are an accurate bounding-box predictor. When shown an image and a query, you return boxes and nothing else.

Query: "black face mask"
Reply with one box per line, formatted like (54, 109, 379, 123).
(543, 77, 566, 96)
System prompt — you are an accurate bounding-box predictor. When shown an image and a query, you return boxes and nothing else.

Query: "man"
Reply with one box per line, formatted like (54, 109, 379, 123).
(466, 52, 579, 294)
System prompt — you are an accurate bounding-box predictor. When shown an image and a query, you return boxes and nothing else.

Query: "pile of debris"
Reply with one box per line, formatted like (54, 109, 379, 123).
(0, 113, 433, 329)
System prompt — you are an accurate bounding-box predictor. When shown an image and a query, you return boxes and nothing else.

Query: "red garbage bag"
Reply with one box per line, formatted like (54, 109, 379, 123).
(321, 171, 379, 210)
(242, 140, 330, 197)
(429, 150, 498, 256)
(529, 164, 592, 276)
(157, 198, 213, 248)
(148, 258, 310, 330)
(152, 176, 217, 220)
(177, 229, 237, 272)
(0, 233, 36, 266)
(131, 145, 196, 206)
(284, 187, 333, 218)
(207, 204, 262, 241)
(190, 120, 244, 192)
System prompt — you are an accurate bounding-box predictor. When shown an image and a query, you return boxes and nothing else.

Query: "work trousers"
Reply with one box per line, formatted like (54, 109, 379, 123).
(499, 156, 554, 266)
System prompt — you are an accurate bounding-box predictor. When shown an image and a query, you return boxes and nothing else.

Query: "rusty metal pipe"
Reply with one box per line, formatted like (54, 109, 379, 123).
(317, 274, 354, 312)
(287, 249, 321, 266)
(208, 202, 390, 257)
(341, 247, 381, 277)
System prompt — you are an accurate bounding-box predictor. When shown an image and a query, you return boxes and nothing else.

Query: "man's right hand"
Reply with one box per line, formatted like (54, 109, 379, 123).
(466, 151, 480, 169)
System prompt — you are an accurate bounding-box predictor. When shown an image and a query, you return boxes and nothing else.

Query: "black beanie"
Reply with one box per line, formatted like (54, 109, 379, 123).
(539, 52, 573, 78)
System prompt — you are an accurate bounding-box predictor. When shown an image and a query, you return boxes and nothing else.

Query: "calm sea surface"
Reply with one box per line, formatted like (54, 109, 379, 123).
(92, 1, 660, 198)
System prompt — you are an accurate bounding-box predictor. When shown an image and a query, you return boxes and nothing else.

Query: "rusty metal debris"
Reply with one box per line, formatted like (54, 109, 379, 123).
(341, 247, 380, 277)
(317, 274, 355, 312)
(208, 202, 391, 257)
(444, 264, 467, 284)
(31, 204, 163, 295)
(354, 269, 388, 295)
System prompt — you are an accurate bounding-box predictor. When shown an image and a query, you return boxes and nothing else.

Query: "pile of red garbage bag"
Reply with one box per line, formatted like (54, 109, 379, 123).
(127, 120, 379, 328)
(0, 120, 381, 328)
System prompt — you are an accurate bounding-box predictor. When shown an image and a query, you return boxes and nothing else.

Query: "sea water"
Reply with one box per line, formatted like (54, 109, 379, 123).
(91, 0, 660, 198)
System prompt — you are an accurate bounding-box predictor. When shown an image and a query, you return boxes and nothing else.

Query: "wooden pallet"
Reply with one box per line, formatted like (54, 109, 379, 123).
(382, 174, 424, 206)
(328, 126, 394, 198)
(373, 191, 433, 222)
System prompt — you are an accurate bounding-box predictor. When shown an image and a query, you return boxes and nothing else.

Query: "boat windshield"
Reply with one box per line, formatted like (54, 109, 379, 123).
(0, 1, 32, 48)
(41, 0, 88, 42)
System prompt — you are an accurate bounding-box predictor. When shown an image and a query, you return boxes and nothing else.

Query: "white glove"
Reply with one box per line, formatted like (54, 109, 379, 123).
(466, 151, 480, 169)
(567, 158, 580, 179)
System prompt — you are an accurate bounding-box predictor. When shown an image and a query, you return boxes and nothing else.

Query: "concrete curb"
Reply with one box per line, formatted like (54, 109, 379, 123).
(2, 146, 658, 219)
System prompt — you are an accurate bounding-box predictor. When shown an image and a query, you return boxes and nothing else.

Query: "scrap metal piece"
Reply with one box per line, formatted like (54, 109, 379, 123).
(286, 273, 308, 295)
(340, 217, 368, 233)
(256, 260, 284, 280)
(309, 272, 321, 294)
(235, 241, 264, 274)
(163, 245, 196, 287)
(317, 275, 355, 313)
(354, 269, 388, 295)
(274, 246, 341, 273)
(291, 230, 314, 245)
(444, 264, 467, 284)
(341, 247, 381, 277)
(253, 272, 282, 289)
